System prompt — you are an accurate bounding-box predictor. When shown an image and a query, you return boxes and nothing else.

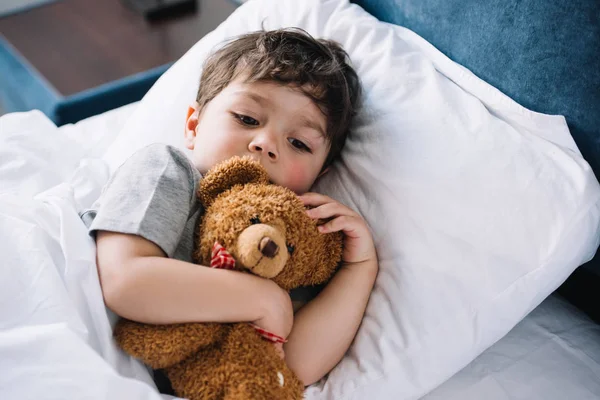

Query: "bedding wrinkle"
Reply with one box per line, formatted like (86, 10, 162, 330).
(535, 327, 600, 381)
(51, 190, 111, 354)
(1, 223, 51, 329)
(503, 324, 600, 390)
(1, 196, 87, 339)
(1, 181, 163, 395)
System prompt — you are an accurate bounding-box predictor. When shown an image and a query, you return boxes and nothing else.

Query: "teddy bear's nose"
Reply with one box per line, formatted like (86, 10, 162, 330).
(259, 237, 279, 258)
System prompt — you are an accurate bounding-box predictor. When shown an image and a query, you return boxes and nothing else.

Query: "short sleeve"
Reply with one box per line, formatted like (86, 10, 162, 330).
(87, 144, 201, 257)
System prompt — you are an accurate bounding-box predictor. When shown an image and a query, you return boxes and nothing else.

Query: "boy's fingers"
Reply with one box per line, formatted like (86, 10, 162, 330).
(318, 215, 358, 234)
(306, 202, 356, 219)
(298, 192, 334, 206)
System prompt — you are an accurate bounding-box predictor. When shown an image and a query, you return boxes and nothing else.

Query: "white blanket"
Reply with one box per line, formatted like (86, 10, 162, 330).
(0, 110, 172, 399)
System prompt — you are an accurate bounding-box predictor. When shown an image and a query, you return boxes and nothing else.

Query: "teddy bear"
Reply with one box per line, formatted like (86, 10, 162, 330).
(113, 156, 343, 400)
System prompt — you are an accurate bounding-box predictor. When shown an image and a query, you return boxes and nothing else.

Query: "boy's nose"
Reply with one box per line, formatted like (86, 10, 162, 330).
(249, 137, 278, 161)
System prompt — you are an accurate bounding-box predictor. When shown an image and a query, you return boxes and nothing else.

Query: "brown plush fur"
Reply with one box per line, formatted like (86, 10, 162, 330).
(113, 156, 343, 400)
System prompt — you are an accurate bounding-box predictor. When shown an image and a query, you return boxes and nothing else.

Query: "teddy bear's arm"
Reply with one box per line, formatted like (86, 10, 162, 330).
(113, 319, 226, 369)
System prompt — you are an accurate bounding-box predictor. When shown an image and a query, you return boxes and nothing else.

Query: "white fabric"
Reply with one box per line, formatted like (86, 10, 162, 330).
(0, 168, 170, 399)
(2, 0, 600, 399)
(57, 101, 139, 160)
(0, 103, 138, 199)
(0, 110, 86, 198)
(423, 294, 600, 400)
(0, 107, 173, 399)
(103, 0, 600, 399)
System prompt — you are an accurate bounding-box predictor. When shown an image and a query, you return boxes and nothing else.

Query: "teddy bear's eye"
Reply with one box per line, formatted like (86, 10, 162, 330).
(250, 216, 261, 225)
(286, 244, 295, 254)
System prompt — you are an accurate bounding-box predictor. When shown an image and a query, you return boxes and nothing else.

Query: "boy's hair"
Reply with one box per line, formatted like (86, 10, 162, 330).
(196, 28, 362, 168)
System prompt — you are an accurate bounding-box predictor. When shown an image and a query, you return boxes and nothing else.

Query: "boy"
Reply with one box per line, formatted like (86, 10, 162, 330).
(86, 28, 378, 387)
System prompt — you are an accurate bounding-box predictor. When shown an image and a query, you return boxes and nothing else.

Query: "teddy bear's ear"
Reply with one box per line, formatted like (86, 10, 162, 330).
(198, 156, 270, 207)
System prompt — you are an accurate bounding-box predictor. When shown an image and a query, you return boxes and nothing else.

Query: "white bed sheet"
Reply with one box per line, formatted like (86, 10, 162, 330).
(423, 294, 600, 400)
(1, 105, 600, 400)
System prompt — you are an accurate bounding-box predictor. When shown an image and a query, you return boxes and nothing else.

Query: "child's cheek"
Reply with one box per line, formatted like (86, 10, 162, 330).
(284, 163, 312, 192)
(212, 137, 243, 161)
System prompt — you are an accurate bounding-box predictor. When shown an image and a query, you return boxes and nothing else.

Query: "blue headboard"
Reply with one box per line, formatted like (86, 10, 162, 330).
(352, 0, 600, 316)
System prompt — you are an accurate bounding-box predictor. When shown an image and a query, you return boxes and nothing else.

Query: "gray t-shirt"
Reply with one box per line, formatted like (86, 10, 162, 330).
(82, 144, 203, 262)
(82, 143, 318, 302)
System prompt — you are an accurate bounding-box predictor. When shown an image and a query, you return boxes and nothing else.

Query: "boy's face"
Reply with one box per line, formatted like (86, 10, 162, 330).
(185, 77, 329, 194)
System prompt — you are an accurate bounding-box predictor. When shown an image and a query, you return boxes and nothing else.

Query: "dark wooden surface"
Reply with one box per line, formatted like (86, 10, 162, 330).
(0, 0, 237, 96)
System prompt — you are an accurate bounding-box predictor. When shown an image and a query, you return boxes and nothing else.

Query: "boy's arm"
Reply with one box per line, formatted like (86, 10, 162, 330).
(285, 192, 378, 386)
(284, 259, 377, 386)
(96, 231, 293, 337)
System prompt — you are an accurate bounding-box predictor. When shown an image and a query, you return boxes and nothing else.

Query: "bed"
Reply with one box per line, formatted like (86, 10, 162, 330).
(1, 0, 599, 399)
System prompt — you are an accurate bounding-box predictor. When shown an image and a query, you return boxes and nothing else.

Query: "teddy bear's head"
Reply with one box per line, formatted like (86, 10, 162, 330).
(194, 157, 343, 291)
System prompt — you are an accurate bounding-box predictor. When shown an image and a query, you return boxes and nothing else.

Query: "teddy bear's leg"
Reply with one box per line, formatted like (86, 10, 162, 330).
(164, 324, 304, 400)
(223, 369, 304, 400)
(166, 344, 229, 400)
(221, 324, 305, 400)
(114, 319, 227, 369)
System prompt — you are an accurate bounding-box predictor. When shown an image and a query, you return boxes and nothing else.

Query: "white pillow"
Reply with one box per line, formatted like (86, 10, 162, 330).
(105, 0, 600, 399)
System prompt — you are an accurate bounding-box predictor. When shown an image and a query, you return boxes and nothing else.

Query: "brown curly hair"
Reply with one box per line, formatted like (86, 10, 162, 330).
(196, 28, 362, 168)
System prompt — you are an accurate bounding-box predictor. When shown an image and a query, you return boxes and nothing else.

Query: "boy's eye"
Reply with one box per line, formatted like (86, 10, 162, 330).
(235, 113, 259, 126)
(288, 138, 311, 153)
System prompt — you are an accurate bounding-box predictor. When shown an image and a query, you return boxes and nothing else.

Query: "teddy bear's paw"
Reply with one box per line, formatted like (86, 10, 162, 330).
(223, 373, 303, 400)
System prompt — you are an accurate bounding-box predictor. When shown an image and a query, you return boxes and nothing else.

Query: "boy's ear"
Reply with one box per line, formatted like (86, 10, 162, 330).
(184, 103, 200, 150)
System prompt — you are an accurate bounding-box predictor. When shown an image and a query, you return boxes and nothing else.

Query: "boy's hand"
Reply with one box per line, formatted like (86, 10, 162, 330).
(300, 193, 377, 267)
(252, 278, 294, 350)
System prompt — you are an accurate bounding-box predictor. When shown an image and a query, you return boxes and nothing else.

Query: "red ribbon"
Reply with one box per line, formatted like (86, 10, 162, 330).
(210, 242, 236, 269)
(250, 324, 288, 344)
